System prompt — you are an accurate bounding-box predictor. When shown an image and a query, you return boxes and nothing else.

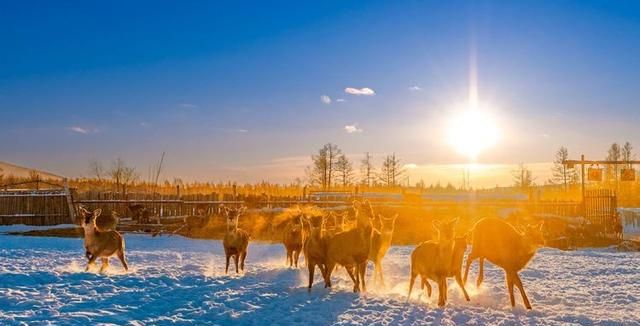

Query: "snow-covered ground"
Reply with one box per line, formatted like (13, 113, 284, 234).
(0, 230, 638, 325)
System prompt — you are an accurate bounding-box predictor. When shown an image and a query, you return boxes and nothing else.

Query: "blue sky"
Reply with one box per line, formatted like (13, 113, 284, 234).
(1, 1, 639, 186)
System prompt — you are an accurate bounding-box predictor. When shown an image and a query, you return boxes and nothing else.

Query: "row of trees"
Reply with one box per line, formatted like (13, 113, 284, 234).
(306, 143, 406, 190)
(544, 141, 635, 190)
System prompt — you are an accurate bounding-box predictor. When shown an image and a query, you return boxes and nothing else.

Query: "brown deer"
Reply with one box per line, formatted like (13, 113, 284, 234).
(303, 214, 330, 292)
(463, 217, 545, 309)
(222, 206, 250, 274)
(325, 200, 376, 293)
(408, 218, 458, 307)
(418, 235, 470, 302)
(283, 214, 305, 268)
(368, 213, 398, 287)
(80, 208, 128, 273)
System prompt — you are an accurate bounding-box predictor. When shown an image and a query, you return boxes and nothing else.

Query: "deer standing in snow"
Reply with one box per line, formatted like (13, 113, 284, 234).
(408, 218, 458, 306)
(222, 206, 250, 274)
(79, 207, 128, 273)
(463, 217, 545, 309)
(304, 214, 330, 292)
(283, 213, 305, 268)
(325, 200, 376, 293)
(368, 213, 397, 287)
(417, 235, 470, 302)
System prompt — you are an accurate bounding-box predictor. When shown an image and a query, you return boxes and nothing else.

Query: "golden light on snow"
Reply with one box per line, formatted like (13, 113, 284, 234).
(446, 105, 500, 161)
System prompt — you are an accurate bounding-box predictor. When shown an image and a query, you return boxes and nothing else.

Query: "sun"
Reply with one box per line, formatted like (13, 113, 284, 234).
(446, 105, 500, 161)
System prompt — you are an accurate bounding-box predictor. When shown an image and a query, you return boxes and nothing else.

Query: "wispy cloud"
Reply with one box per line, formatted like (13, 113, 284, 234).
(409, 86, 422, 91)
(404, 163, 418, 169)
(68, 126, 100, 135)
(69, 126, 89, 134)
(140, 122, 151, 128)
(344, 124, 363, 133)
(180, 103, 198, 109)
(336, 98, 346, 102)
(344, 87, 375, 96)
(320, 95, 332, 104)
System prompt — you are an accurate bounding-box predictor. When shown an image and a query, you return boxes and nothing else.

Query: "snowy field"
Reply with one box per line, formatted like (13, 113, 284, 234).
(0, 231, 638, 325)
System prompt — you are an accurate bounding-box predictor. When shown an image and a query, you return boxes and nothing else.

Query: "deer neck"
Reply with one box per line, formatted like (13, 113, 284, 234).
(227, 221, 238, 234)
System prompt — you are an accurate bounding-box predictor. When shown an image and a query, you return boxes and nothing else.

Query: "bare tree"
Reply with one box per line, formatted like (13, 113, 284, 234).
(606, 143, 621, 185)
(549, 146, 578, 190)
(334, 154, 354, 187)
(88, 160, 105, 182)
(622, 141, 633, 168)
(379, 153, 404, 187)
(360, 152, 375, 187)
(109, 158, 138, 194)
(512, 163, 534, 189)
(307, 143, 342, 190)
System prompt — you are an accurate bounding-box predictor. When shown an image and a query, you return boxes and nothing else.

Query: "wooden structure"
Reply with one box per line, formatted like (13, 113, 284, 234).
(0, 179, 75, 225)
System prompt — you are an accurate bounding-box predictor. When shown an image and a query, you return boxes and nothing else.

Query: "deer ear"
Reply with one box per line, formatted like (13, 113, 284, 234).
(222, 206, 230, 216)
(239, 206, 247, 215)
(432, 220, 441, 230)
(353, 200, 362, 210)
(450, 217, 459, 225)
(93, 208, 102, 218)
(392, 214, 399, 221)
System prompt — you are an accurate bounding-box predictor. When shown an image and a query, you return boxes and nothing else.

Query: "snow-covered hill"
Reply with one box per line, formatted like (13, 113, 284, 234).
(0, 231, 638, 325)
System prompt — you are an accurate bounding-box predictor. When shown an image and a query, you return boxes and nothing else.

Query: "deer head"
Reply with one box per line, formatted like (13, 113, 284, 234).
(524, 221, 546, 247)
(305, 215, 325, 237)
(433, 218, 459, 242)
(353, 200, 376, 230)
(379, 213, 398, 233)
(80, 208, 102, 228)
(223, 206, 246, 232)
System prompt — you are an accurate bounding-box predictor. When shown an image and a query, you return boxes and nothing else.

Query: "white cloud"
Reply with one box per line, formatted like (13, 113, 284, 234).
(180, 103, 198, 109)
(69, 126, 89, 134)
(344, 124, 363, 133)
(140, 122, 151, 128)
(336, 98, 346, 102)
(236, 129, 249, 133)
(344, 87, 375, 96)
(320, 95, 332, 104)
(409, 86, 422, 91)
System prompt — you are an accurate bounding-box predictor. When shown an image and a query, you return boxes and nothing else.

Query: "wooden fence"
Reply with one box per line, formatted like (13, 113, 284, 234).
(0, 185, 620, 227)
(0, 183, 75, 226)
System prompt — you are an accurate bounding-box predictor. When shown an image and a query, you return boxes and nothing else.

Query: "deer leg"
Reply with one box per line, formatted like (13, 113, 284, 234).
(117, 249, 129, 271)
(294, 250, 300, 268)
(233, 254, 240, 274)
(407, 270, 417, 302)
(286, 250, 291, 267)
(463, 252, 477, 285)
(345, 266, 359, 293)
(476, 257, 485, 288)
(437, 278, 446, 307)
(513, 272, 532, 309)
(378, 262, 385, 288)
(99, 258, 110, 273)
(240, 251, 246, 272)
(456, 272, 470, 301)
(322, 263, 333, 288)
(307, 262, 315, 292)
(506, 271, 516, 308)
(358, 262, 367, 293)
(425, 278, 432, 297)
(225, 254, 230, 274)
(85, 254, 97, 272)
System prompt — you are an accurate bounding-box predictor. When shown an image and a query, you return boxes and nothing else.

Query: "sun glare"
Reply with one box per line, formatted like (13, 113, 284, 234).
(447, 106, 500, 161)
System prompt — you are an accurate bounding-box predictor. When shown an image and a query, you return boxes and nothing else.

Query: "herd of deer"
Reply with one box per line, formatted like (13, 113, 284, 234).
(75, 201, 547, 310)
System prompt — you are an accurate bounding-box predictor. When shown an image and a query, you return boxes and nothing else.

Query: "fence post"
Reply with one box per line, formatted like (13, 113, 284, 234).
(63, 178, 76, 224)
